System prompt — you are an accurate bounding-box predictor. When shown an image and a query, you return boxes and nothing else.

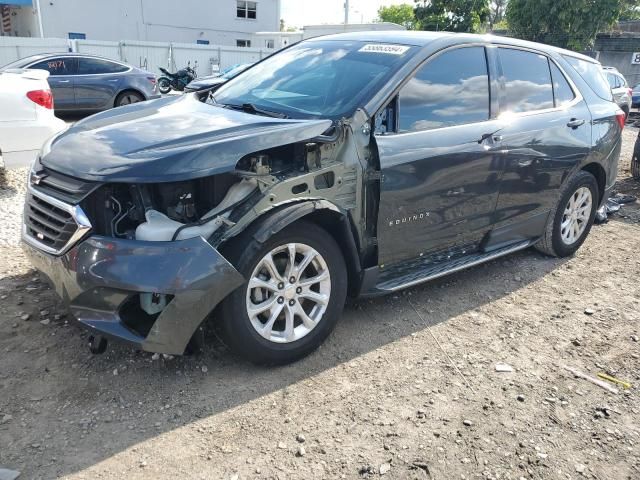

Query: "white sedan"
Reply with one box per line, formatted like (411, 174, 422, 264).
(0, 68, 66, 169)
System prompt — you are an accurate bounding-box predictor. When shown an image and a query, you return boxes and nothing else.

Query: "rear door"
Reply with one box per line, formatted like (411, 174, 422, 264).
(28, 57, 77, 110)
(75, 58, 129, 110)
(491, 47, 591, 232)
(375, 45, 504, 266)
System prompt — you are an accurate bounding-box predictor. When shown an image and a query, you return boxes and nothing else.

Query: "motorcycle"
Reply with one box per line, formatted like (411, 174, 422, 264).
(157, 65, 196, 94)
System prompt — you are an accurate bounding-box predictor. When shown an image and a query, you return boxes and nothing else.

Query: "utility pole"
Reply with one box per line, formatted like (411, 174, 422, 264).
(344, 0, 349, 25)
(34, 0, 44, 38)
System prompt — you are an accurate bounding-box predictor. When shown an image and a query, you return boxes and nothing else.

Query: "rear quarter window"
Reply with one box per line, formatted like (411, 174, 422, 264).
(563, 55, 613, 101)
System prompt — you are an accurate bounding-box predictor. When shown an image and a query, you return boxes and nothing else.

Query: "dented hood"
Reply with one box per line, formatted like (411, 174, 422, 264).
(42, 95, 332, 183)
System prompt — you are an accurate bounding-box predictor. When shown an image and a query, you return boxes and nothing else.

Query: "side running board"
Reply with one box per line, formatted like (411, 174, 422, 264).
(376, 240, 533, 292)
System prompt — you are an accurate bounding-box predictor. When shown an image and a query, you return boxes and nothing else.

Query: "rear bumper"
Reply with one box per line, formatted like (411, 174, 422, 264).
(0, 117, 66, 169)
(22, 234, 244, 354)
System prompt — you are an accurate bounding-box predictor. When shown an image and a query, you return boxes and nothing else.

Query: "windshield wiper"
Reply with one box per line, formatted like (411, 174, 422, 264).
(220, 102, 289, 119)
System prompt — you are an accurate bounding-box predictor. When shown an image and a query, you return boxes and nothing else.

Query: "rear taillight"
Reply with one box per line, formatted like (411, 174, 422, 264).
(616, 109, 626, 130)
(26, 89, 53, 109)
(147, 76, 157, 85)
(629, 88, 633, 98)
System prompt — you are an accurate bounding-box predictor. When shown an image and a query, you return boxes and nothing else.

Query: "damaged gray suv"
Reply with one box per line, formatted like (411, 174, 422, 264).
(22, 32, 622, 364)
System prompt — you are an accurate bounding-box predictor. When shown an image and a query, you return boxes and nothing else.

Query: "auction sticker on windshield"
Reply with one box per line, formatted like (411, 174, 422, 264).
(358, 44, 410, 55)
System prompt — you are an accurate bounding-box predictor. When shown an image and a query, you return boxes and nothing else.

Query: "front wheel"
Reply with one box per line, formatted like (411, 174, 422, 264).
(219, 221, 347, 365)
(157, 77, 172, 94)
(632, 143, 640, 179)
(535, 171, 598, 257)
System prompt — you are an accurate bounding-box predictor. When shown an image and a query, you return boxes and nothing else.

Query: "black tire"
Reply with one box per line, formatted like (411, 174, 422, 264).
(219, 221, 347, 365)
(632, 145, 640, 180)
(158, 77, 172, 94)
(535, 171, 599, 257)
(115, 90, 144, 107)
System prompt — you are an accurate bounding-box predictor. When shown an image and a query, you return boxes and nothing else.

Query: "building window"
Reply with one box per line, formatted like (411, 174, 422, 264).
(237, 39, 251, 48)
(197, 39, 210, 45)
(265, 39, 274, 49)
(237, 1, 257, 19)
(68, 32, 86, 40)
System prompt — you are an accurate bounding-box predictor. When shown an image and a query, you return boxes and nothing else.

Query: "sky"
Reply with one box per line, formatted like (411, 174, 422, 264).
(280, 0, 411, 29)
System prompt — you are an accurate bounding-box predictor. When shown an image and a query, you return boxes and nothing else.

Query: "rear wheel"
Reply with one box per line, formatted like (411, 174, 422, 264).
(157, 77, 172, 94)
(219, 221, 347, 365)
(633, 144, 640, 179)
(115, 90, 144, 107)
(535, 171, 598, 257)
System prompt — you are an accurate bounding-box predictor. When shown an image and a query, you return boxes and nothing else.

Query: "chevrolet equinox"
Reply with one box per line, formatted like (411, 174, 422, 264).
(22, 32, 623, 364)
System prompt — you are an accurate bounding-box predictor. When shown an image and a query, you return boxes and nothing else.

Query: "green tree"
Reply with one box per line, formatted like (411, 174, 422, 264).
(506, 0, 629, 50)
(489, 0, 508, 29)
(378, 4, 418, 30)
(414, 0, 490, 33)
(620, 0, 640, 20)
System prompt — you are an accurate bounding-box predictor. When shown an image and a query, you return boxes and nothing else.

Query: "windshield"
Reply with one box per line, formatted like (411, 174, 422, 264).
(221, 63, 251, 79)
(211, 40, 416, 119)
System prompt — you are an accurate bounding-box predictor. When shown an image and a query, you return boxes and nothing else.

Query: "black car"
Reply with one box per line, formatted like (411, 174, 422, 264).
(184, 63, 253, 100)
(22, 32, 622, 364)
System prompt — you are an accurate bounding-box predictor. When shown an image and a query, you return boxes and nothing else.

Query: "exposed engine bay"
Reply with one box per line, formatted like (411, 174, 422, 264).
(75, 129, 365, 315)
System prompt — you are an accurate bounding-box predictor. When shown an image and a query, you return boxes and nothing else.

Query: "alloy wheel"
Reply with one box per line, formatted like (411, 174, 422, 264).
(119, 94, 141, 106)
(246, 243, 331, 344)
(560, 186, 592, 245)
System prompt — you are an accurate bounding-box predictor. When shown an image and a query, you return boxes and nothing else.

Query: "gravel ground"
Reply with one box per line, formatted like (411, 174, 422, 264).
(0, 167, 27, 247)
(0, 127, 639, 480)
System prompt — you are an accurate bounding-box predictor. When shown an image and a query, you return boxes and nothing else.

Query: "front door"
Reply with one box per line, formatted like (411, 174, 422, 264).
(375, 46, 503, 266)
(29, 57, 77, 110)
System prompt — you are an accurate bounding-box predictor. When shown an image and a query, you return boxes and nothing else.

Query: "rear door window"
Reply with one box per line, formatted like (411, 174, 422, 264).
(550, 62, 576, 107)
(77, 58, 129, 75)
(563, 55, 613, 101)
(498, 48, 554, 113)
(29, 57, 77, 76)
(397, 46, 490, 132)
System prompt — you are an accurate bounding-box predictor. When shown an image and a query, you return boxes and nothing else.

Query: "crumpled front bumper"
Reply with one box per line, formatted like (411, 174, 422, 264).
(22, 235, 244, 354)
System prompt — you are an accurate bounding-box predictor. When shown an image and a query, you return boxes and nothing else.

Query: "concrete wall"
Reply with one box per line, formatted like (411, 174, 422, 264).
(595, 33, 640, 87)
(1, 0, 280, 46)
(0, 36, 269, 75)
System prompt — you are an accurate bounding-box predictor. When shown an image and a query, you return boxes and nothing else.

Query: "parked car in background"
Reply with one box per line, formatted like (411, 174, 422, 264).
(603, 66, 632, 117)
(0, 68, 66, 169)
(184, 63, 253, 100)
(0, 53, 159, 113)
(632, 83, 640, 108)
(22, 32, 623, 364)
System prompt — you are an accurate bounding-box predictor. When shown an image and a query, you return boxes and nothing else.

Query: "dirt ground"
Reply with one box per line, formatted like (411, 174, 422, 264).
(1, 127, 639, 480)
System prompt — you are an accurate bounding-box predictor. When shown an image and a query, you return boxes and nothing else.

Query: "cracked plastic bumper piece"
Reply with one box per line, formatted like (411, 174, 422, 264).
(22, 235, 244, 354)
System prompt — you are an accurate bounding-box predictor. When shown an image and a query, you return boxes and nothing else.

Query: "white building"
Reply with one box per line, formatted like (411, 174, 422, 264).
(1, 0, 281, 47)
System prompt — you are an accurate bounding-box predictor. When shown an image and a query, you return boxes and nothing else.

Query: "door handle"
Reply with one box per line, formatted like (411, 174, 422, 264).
(567, 118, 585, 129)
(56, 80, 70, 83)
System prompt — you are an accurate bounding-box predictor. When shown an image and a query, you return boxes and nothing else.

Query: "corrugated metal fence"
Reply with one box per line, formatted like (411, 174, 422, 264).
(1, 36, 269, 75)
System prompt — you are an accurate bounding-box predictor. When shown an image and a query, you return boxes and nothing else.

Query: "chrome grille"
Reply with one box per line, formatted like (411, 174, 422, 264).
(23, 186, 92, 255)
